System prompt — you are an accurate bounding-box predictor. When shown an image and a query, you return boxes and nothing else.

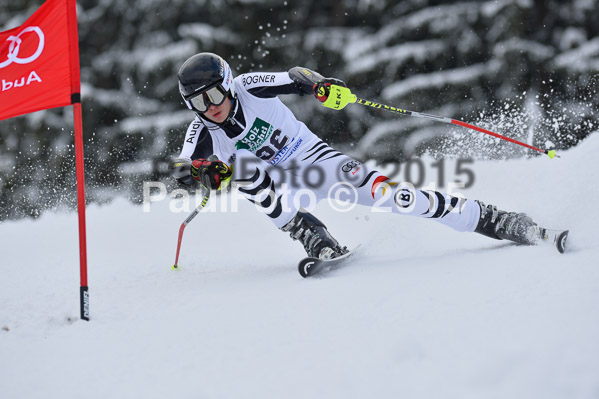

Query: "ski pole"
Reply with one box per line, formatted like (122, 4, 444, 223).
(321, 85, 558, 159)
(171, 187, 210, 270)
(355, 97, 557, 159)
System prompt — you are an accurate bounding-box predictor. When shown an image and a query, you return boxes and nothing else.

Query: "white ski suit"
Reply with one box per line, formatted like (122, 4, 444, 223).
(178, 67, 481, 233)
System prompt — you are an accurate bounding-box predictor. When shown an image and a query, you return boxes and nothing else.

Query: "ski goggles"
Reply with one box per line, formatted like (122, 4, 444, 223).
(185, 85, 228, 113)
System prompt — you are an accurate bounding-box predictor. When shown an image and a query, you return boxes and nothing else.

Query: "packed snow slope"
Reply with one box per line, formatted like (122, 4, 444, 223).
(1, 134, 599, 399)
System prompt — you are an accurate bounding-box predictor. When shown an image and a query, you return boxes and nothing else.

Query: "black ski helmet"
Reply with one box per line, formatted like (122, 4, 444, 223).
(178, 53, 235, 104)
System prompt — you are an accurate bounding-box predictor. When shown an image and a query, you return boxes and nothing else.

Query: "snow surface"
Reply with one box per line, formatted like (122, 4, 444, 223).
(1, 134, 599, 398)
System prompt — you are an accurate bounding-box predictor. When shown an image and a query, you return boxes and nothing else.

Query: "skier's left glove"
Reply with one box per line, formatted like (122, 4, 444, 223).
(191, 157, 232, 191)
(313, 78, 357, 110)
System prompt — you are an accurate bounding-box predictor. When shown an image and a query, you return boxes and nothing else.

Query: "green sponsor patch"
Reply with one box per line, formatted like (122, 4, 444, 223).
(236, 118, 273, 151)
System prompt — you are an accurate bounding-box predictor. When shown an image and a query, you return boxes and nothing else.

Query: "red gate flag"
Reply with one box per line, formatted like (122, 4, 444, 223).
(0, 0, 80, 120)
(0, 0, 89, 321)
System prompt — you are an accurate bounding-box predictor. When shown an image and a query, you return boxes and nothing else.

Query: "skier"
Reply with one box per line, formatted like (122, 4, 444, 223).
(171, 52, 541, 260)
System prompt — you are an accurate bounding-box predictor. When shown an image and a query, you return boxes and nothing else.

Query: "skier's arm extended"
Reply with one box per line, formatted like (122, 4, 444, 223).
(239, 67, 345, 99)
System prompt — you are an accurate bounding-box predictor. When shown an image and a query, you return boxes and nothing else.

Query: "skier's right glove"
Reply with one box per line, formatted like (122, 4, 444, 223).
(191, 157, 232, 191)
(313, 79, 357, 110)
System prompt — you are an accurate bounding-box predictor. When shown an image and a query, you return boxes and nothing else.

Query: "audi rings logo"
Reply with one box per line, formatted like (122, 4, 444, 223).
(0, 26, 45, 69)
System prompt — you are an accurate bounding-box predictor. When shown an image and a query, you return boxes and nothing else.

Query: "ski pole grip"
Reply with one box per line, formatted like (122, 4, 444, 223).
(322, 85, 357, 110)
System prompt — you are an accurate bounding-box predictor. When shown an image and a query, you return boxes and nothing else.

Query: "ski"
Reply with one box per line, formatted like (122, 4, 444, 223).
(538, 228, 569, 254)
(298, 246, 360, 278)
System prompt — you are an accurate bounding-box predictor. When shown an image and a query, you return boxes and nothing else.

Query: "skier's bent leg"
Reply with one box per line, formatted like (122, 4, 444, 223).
(373, 182, 541, 245)
(232, 149, 346, 258)
(232, 149, 297, 228)
(280, 210, 347, 260)
(297, 152, 540, 246)
(370, 179, 540, 244)
(309, 154, 482, 233)
(311, 153, 541, 243)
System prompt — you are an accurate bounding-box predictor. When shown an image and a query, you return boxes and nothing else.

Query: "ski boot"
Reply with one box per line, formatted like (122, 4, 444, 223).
(474, 201, 538, 245)
(281, 210, 348, 260)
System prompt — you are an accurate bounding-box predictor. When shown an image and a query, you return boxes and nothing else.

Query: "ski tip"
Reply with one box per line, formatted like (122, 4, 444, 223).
(298, 258, 317, 278)
(556, 230, 569, 254)
(546, 149, 558, 159)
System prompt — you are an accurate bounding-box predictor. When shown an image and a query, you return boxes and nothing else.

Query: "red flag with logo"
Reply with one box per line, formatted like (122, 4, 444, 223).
(0, 0, 80, 120)
(0, 0, 89, 321)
